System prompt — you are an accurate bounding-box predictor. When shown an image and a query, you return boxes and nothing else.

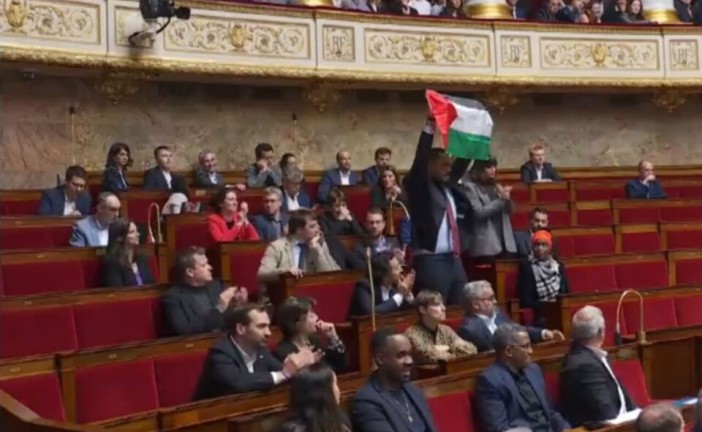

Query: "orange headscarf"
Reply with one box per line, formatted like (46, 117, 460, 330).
(531, 230, 553, 248)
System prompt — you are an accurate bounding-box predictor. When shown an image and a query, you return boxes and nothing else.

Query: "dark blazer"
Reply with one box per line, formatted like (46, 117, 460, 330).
(370, 186, 407, 210)
(457, 312, 544, 353)
(625, 179, 667, 199)
(193, 336, 282, 400)
(281, 188, 313, 212)
(520, 162, 562, 183)
(101, 253, 155, 288)
(143, 167, 183, 191)
(317, 170, 360, 204)
(273, 334, 348, 374)
(326, 234, 364, 271)
(319, 212, 365, 238)
(351, 372, 437, 432)
(517, 258, 570, 327)
(514, 230, 560, 258)
(674, 0, 694, 22)
(161, 281, 228, 336)
(475, 362, 570, 432)
(405, 127, 472, 253)
(101, 166, 129, 194)
(251, 213, 289, 241)
(348, 279, 412, 318)
(37, 187, 92, 216)
(559, 343, 637, 427)
(362, 166, 381, 186)
(193, 168, 223, 188)
(352, 236, 401, 265)
(694, 422, 702, 432)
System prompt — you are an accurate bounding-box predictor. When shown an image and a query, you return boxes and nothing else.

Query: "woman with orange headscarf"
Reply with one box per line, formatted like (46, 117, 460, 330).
(516, 229, 570, 327)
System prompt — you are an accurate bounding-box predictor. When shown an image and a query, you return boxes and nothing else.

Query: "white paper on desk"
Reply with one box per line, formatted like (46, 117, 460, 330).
(604, 409, 642, 425)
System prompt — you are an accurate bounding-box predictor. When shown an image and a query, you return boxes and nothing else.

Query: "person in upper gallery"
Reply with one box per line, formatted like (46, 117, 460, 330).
(474, 323, 571, 432)
(251, 187, 289, 242)
(38, 165, 92, 216)
(162, 246, 248, 336)
(273, 296, 348, 374)
(438, 0, 467, 17)
(559, 305, 637, 428)
(520, 144, 562, 184)
(626, 160, 668, 199)
(464, 157, 518, 258)
(457, 280, 562, 353)
(245, 142, 283, 188)
(317, 151, 360, 204)
(386, 0, 420, 14)
(207, 187, 260, 243)
(404, 115, 473, 306)
(506, 0, 529, 18)
(143, 145, 185, 191)
(257, 209, 340, 285)
(193, 303, 318, 400)
(635, 403, 685, 432)
(101, 142, 132, 194)
(102, 218, 155, 288)
(351, 327, 438, 432)
(517, 229, 570, 327)
(69, 192, 121, 247)
(404, 291, 477, 365)
(347, 252, 415, 318)
(281, 167, 312, 213)
(362, 147, 392, 186)
(319, 188, 365, 238)
(352, 208, 403, 264)
(513, 207, 559, 258)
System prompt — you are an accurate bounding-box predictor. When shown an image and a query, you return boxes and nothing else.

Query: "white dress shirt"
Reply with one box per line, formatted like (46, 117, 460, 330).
(434, 186, 457, 254)
(231, 336, 286, 384)
(536, 167, 543, 181)
(381, 285, 404, 307)
(285, 192, 300, 211)
(589, 346, 628, 418)
(477, 313, 498, 334)
(63, 194, 77, 216)
(97, 226, 109, 247)
(161, 169, 173, 189)
(208, 172, 219, 185)
(410, 0, 432, 14)
(339, 170, 351, 186)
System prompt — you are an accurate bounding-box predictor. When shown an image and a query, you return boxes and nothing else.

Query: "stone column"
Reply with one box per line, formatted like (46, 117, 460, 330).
(642, 0, 680, 23)
(463, 0, 512, 19)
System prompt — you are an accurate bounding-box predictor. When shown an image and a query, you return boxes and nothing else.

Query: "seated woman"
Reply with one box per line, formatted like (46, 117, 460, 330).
(207, 187, 260, 242)
(348, 253, 415, 318)
(101, 142, 132, 194)
(370, 166, 411, 247)
(102, 218, 155, 287)
(517, 229, 570, 327)
(274, 297, 347, 374)
(319, 188, 364, 237)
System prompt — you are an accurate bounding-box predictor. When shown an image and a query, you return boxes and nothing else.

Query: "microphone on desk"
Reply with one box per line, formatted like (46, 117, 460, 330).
(366, 246, 377, 332)
(387, 197, 411, 237)
(147, 202, 163, 244)
(614, 289, 647, 345)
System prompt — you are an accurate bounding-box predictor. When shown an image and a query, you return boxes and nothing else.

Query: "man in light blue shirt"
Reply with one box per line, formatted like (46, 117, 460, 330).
(69, 192, 121, 247)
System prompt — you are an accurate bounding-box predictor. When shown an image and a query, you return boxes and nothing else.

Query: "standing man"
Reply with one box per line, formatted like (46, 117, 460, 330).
(626, 161, 667, 199)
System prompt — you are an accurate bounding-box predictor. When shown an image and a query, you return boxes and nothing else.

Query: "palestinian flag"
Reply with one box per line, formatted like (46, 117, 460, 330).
(425, 90, 493, 161)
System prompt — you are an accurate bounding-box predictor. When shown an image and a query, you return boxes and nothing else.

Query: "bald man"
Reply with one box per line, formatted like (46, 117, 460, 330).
(317, 150, 359, 203)
(635, 403, 684, 432)
(69, 192, 121, 247)
(625, 161, 667, 199)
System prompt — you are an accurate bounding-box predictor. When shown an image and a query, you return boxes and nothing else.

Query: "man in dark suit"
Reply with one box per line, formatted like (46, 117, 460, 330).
(162, 246, 248, 336)
(281, 167, 312, 212)
(317, 151, 360, 204)
(457, 280, 560, 352)
(351, 327, 438, 432)
(193, 303, 317, 400)
(636, 403, 685, 432)
(352, 208, 402, 264)
(405, 115, 472, 306)
(475, 323, 570, 432)
(348, 253, 414, 317)
(193, 150, 224, 187)
(361, 147, 392, 186)
(513, 207, 559, 257)
(560, 305, 637, 428)
(520, 144, 562, 183)
(251, 187, 289, 241)
(38, 165, 92, 216)
(143, 145, 185, 191)
(626, 161, 667, 200)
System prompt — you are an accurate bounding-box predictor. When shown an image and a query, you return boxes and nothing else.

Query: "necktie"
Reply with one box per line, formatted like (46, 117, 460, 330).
(297, 244, 308, 269)
(445, 191, 461, 256)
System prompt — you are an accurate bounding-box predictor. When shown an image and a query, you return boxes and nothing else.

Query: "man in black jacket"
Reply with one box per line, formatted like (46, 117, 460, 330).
(519, 144, 562, 184)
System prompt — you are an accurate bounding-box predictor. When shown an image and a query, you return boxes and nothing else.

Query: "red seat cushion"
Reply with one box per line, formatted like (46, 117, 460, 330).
(445, 316, 463, 331)
(674, 258, 702, 285)
(534, 188, 569, 203)
(615, 260, 667, 290)
(544, 372, 560, 406)
(75, 359, 159, 423)
(3, 261, 86, 296)
(296, 279, 356, 323)
(0, 307, 77, 358)
(154, 352, 208, 407)
(555, 237, 575, 259)
(428, 391, 475, 432)
(175, 222, 214, 251)
(547, 209, 571, 228)
(519, 309, 534, 326)
(342, 187, 371, 222)
(227, 242, 267, 299)
(0, 373, 66, 421)
(568, 264, 617, 293)
(82, 259, 103, 289)
(661, 206, 702, 222)
(612, 359, 652, 407)
(623, 298, 677, 332)
(125, 197, 167, 225)
(619, 207, 661, 224)
(577, 209, 614, 226)
(0, 200, 40, 215)
(74, 299, 157, 349)
(674, 295, 702, 326)
(621, 232, 661, 253)
(573, 234, 615, 256)
(502, 268, 519, 300)
(666, 230, 702, 250)
(0, 229, 54, 250)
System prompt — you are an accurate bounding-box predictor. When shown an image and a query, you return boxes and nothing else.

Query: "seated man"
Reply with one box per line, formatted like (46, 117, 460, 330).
(193, 303, 317, 400)
(513, 207, 559, 258)
(348, 253, 414, 317)
(520, 144, 562, 183)
(404, 291, 476, 365)
(475, 323, 570, 432)
(251, 187, 289, 241)
(353, 208, 402, 264)
(351, 328, 439, 432)
(317, 150, 359, 204)
(626, 160, 667, 199)
(143, 145, 186, 191)
(635, 403, 685, 432)
(245, 142, 282, 188)
(361, 147, 392, 186)
(457, 280, 560, 353)
(281, 167, 312, 212)
(69, 192, 120, 247)
(560, 305, 637, 428)
(38, 165, 92, 216)
(193, 150, 223, 187)
(162, 246, 248, 336)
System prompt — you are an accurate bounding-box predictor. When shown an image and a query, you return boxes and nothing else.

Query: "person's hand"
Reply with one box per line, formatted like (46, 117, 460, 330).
(234, 183, 246, 191)
(339, 205, 352, 221)
(398, 270, 416, 296)
(256, 159, 269, 171)
(237, 202, 249, 226)
(308, 233, 322, 250)
(217, 286, 238, 312)
(230, 286, 248, 305)
(542, 329, 565, 341)
(282, 349, 318, 378)
(645, 174, 656, 184)
(497, 184, 512, 200)
(288, 267, 304, 279)
(316, 320, 338, 339)
(69, 210, 82, 216)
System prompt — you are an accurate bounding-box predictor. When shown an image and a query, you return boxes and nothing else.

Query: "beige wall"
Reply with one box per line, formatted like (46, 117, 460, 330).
(2, 75, 701, 189)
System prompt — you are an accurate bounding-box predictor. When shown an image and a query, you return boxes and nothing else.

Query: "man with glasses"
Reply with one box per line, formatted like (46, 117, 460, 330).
(252, 187, 288, 241)
(38, 165, 92, 216)
(458, 281, 561, 353)
(281, 167, 311, 212)
(69, 192, 121, 247)
(475, 323, 570, 432)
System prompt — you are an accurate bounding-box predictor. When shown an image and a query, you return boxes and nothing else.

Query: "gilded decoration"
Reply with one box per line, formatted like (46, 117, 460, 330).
(651, 89, 687, 113)
(500, 35, 531, 68)
(482, 87, 520, 113)
(322, 25, 354, 62)
(668, 40, 699, 71)
(540, 38, 660, 70)
(0, 0, 99, 44)
(94, 71, 149, 105)
(364, 29, 490, 67)
(303, 81, 341, 113)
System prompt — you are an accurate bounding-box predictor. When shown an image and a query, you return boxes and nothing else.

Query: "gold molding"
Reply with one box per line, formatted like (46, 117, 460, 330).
(651, 89, 687, 113)
(482, 87, 520, 113)
(644, 8, 680, 24)
(93, 71, 151, 105)
(466, 3, 511, 19)
(303, 81, 341, 112)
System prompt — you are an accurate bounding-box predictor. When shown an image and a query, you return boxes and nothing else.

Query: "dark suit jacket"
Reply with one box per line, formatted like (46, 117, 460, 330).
(143, 167, 183, 191)
(370, 186, 407, 210)
(273, 334, 348, 373)
(193, 336, 282, 400)
(457, 312, 544, 353)
(514, 230, 560, 258)
(326, 233, 364, 271)
(405, 127, 472, 253)
(520, 162, 562, 183)
(101, 253, 155, 287)
(193, 168, 223, 188)
(319, 212, 365, 237)
(517, 258, 570, 327)
(101, 166, 129, 194)
(674, 0, 694, 22)
(559, 343, 637, 427)
(362, 166, 381, 186)
(625, 179, 667, 199)
(351, 373, 437, 432)
(251, 213, 289, 241)
(348, 279, 411, 318)
(161, 281, 228, 336)
(475, 362, 570, 432)
(352, 236, 401, 265)
(281, 188, 313, 212)
(317, 170, 360, 204)
(37, 187, 92, 216)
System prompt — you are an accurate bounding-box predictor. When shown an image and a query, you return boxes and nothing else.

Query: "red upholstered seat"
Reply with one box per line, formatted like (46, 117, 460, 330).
(0, 307, 77, 358)
(519, 309, 534, 325)
(428, 391, 475, 432)
(502, 268, 519, 300)
(576, 209, 614, 226)
(672, 185, 702, 198)
(618, 207, 661, 224)
(511, 187, 530, 203)
(295, 279, 356, 323)
(623, 298, 677, 332)
(615, 260, 667, 290)
(567, 264, 617, 293)
(175, 222, 214, 251)
(74, 299, 157, 349)
(2, 261, 86, 296)
(0, 200, 40, 215)
(573, 234, 615, 256)
(534, 188, 569, 203)
(1, 229, 55, 250)
(510, 212, 529, 231)
(674, 295, 702, 326)
(342, 186, 371, 221)
(543, 372, 560, 406)
(612, 359, 652, 407)
(125, 197, 167, 225)
(75, 359, 159, 423)
(226, 242, 267, 299)
(147, 256, 160, 281)
(0, 373, 65, 421)
(82, 259, 103, 289)
(661, 206, 702, 223)
(577, 188, 621, 201)
(666, 229, 702, 250)
(547, 209, 571, 228)
(555, 237, 575, 259)
(154, 352, 208, 407)
(621, 232, 661, 253)
(673, 258, 702, 285)
(445, 316, 463, 331)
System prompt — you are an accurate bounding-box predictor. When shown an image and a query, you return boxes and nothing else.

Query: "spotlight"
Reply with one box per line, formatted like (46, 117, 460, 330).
(139, 0, 190, 20)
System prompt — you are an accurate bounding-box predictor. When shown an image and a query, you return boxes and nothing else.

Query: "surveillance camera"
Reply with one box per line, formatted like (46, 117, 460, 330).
(140, 0, 190, 20)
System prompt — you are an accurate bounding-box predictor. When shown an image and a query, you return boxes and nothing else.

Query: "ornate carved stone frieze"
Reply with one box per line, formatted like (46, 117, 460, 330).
(322, 24, 355, 62)
(500, 35, 531, 69)
(482, 87, 520, 113)
(540, 38, 660, 70)
(94, 71, 150, 105)
(651, 89, 687, 113)
(668, 39, 699, 71)
(303, 82, 341, 113)
(0, 0, 100, 44)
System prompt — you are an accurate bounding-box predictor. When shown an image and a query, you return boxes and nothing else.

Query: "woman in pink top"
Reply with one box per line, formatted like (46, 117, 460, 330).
(207, 187, 260, 242)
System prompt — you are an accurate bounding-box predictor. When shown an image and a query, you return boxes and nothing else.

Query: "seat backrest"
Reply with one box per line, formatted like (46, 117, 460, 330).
(222, 241, 268, 299)
(674, 294, 702, 326)
(615, 259, 668, 290)
(0, 373, 66, 422)
(0, 306, 78, 359)
(620, 232, 661, 254)
(295, 278, 356, 323)
(567, 264, 617, 293)
(611, 359, 652, 407)
(2, 260, 86, 296)
(543, 371, 561, 407)
(73, 298, 157, 349)
(573, 234, 615, 256)
(154, 351, 208, 407)
(673, 256, 702, 285)
(428, 391, 475, 432)
(623, 297, 677, 332)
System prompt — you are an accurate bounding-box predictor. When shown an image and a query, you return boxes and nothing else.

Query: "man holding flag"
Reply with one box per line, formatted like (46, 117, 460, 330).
(404, 90, 494, 305)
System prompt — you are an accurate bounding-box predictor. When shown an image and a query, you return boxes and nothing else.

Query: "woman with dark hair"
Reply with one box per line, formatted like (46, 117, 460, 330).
(279, 153, 298, 172)
(207, 187, 259, 242)
(279, 363, 350, 432)
(101, 142, 132, 194)
(440, 0, 467, 17)
(370, 166, 406, 210)
(319, 188, 364, 237)
(102, 218, 155, 287)
(274, 297, 347, 374)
